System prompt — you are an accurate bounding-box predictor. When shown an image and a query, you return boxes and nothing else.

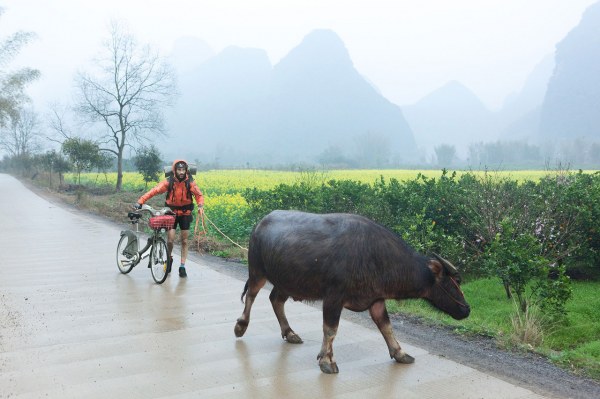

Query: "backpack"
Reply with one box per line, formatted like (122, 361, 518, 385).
(166, 174, 194, 201)
(163, 164, 197, 178)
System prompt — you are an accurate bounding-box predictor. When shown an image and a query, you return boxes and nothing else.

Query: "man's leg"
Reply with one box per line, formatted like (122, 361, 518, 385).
(179, 229, 189, 277)
(167, 228, 176, 273)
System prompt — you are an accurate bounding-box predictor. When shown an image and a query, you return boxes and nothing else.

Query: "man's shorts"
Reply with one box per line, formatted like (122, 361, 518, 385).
(173, 214, 193, 231)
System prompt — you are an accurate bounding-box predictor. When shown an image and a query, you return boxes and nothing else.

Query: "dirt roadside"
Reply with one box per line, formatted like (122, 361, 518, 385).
(24, 181, 600, 399)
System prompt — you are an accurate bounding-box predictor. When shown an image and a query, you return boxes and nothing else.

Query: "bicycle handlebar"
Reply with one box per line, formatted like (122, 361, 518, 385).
(137, 204, 175, 216)
(128, 204, 175, 223)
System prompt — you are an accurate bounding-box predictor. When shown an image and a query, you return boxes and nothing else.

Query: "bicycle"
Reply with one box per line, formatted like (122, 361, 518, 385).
(116, 204, 176, 284)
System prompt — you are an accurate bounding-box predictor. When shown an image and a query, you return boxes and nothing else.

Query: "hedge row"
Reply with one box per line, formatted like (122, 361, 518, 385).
(242, 170, 600, 281)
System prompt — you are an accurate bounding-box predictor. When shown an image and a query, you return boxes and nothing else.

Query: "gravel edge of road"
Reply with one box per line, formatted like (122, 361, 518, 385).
(26, 180, 600, 399)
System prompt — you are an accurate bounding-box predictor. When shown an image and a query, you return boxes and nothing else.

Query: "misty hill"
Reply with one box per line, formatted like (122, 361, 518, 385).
(539, 1, 600, 140)
(169, 36, 216, 75)
(401, 54, 556, 160)
(500, 106, 543, 142)
(402, 81, 496, 157)
(166, 46, 272, 164)
(165, 29, 417, 167)
(267, 30, 416, 164)
(497, 55, 554, 140)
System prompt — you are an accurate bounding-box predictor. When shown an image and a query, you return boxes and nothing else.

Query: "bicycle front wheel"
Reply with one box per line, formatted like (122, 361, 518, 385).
(116, 233, 137, 274)
(149, 237, 169, 284)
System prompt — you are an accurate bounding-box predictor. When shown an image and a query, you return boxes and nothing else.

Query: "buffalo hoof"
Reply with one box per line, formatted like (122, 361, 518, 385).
(319, 362, 339, 374)
(285, 331, 303, 344)
(393, 352, 415, 364)
(234, 319, 248, 338)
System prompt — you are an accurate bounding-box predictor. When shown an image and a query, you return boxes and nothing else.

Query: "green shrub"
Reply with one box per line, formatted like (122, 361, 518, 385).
(483, 218, 572, 319)
(242, 169, 599, 282)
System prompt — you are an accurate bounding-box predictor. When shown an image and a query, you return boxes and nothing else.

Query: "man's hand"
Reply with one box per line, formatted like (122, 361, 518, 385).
(198, 206, 204, 216)
(133, 203, 142, 210)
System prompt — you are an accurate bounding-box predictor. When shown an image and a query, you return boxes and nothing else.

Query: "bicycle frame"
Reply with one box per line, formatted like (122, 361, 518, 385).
(137, 233, 161, 266)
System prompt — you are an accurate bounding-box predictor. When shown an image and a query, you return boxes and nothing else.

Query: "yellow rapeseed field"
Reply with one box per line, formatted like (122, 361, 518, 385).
(72, 169, 559, 195)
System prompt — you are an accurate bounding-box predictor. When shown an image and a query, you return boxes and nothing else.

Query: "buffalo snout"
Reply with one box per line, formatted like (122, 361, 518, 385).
(452, 303, 470, 320)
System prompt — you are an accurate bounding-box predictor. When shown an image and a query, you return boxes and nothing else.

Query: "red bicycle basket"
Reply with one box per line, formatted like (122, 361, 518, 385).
(149, 215, 175, 230)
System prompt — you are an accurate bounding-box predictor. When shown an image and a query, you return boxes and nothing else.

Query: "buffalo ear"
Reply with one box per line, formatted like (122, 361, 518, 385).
(428, 259, 443, 282)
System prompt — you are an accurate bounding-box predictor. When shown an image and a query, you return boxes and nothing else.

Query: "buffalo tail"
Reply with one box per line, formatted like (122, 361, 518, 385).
(240, 280, 249, 303)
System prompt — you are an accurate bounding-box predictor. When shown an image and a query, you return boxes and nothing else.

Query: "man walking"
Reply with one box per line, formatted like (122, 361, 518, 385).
(136, 159, 204, 277)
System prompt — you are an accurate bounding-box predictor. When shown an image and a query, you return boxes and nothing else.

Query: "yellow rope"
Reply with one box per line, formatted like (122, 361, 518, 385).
(194, 212, 248, 252)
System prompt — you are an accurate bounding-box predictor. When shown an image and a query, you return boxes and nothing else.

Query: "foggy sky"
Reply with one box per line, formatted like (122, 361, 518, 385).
(2, 0, 597, 112)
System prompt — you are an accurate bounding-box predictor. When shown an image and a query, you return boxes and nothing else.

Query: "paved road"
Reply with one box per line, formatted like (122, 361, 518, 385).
(0, 173, 550, 398)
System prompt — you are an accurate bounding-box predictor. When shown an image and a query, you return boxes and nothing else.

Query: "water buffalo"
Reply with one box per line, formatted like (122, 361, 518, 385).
(234, 210, 470, 374)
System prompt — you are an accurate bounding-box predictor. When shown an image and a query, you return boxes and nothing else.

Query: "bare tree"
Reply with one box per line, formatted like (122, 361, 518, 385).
(47, 103, 75, 143)
(0, 8, 40, 128)
(0, 107, 41, 157)
(75, 20, 176, 191)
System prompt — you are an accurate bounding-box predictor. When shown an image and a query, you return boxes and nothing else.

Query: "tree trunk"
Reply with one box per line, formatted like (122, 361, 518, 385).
(503, 279, 512, 299)
(116, 153, 123, 192)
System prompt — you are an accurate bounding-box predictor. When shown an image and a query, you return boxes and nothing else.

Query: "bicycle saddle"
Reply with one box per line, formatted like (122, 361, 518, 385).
(127, 212, 143, 221)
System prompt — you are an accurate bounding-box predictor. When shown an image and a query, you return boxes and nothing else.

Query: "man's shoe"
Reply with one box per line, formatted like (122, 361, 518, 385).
(179, 266, 187, 278)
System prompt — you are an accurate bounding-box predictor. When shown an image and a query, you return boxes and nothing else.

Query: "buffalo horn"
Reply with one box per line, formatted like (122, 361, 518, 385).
(432, 252, 459, 275)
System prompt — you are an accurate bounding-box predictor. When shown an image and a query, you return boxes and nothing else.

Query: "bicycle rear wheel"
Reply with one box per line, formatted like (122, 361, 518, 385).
(116, 233, 137, 274)
(149, 237, 169, 284)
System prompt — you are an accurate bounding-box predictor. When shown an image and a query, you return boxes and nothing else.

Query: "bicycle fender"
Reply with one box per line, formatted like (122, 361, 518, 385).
(120, 230, 139, 256)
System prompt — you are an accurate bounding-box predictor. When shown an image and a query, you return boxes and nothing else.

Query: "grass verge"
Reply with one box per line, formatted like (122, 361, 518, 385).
(386, 278, 600, 379)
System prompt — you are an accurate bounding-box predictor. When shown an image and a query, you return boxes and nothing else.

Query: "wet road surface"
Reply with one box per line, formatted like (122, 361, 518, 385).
(0, 174, 550, 398)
